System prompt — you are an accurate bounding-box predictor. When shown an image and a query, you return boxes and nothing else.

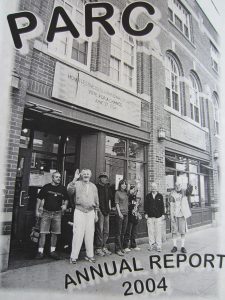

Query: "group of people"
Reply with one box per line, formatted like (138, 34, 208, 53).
(35, 169, 192, 263)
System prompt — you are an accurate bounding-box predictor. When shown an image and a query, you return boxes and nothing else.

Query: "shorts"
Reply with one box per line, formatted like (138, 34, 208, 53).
(40, 210, 62, 234)
(171, 216, 186, 235)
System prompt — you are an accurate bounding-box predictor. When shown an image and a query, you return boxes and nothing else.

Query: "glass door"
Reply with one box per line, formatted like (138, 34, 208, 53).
(11, 129, 79, 249)
(11, 148, 32, 246)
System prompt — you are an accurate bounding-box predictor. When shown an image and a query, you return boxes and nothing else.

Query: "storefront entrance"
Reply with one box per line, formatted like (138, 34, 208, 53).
(10, 112, 85, 255)
(9, 109, 149, 268)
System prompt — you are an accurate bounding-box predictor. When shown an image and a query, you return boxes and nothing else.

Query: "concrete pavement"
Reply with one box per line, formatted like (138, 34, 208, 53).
(0, 226, 224, 300)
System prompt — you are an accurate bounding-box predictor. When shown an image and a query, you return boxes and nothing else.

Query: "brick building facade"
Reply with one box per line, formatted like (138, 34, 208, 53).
(0, 0, 220, 271)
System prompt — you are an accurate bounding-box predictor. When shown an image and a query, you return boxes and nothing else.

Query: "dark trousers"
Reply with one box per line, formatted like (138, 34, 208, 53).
(95, 210, 109, 249)
(123, 221, 138, 249)
(115, 214, 128, 252)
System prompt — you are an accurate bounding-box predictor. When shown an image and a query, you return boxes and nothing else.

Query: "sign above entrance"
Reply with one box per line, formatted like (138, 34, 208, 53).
(171, 115, 207, 150)
(52, 62, 141, 127)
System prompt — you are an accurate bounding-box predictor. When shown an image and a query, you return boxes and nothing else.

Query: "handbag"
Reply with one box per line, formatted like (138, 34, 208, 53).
(30, 217, 41, 243)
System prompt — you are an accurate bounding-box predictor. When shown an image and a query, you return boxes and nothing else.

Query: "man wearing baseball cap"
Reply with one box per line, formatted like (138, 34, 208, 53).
(95, 172, 112, 256)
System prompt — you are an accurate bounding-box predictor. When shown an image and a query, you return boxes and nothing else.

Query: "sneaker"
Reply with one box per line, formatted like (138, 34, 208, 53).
(95, 248, 105, 257)
(116, 250, 124, 256)
(50, 251, 61, 260)
(70, 258, 77, 264)
(156, 247, 162, 252)
(85, 256, 96, 263)
(132, 247, 141, 251)
(181, 247, 187, 253)
(102, 247, 112, 255)
(171, 246, 178, 253)
(35, 252, 44, 259)
(124, 248, 131, 253)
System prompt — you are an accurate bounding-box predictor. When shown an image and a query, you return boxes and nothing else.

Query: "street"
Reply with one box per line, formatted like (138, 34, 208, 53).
(0, 226, 224, 299)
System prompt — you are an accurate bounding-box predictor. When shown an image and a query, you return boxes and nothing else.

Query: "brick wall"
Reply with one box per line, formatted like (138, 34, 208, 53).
(5, 0, 219, 211)
(1, 0, 220, 271)
(148, 55, 166, 193)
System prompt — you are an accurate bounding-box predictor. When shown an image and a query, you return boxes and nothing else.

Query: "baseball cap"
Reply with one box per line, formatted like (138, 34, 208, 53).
(99, 172, 108, 178)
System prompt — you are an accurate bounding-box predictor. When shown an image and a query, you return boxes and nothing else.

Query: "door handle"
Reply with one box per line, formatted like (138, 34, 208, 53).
(19, 190, 26, 207)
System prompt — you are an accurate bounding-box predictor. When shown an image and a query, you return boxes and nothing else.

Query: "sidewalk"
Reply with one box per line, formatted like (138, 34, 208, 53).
(0, 226, 223, 299)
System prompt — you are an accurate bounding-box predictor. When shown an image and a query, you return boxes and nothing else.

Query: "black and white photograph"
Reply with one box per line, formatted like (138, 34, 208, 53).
(0, 0, 225, 299)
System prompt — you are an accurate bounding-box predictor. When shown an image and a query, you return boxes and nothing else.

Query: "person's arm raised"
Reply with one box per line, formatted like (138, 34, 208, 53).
(67, 169, 80, 196)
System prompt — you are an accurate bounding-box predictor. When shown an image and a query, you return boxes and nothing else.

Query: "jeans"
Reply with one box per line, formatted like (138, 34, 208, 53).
(40, 210, 62, 234)
(123, 222, 138, 249)
(95, 210, 109, 249)
(115, 214, 128, 252)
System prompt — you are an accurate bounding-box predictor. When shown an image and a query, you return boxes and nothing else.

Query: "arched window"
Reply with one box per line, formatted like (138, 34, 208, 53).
(165, 54, 182, 112)
(189, 73, 201, 123)
(212, 92, 220, 135)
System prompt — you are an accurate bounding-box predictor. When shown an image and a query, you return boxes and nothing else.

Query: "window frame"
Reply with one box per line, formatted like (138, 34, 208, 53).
(212, 93, 220, 135)
(210, 42, 219, 73)
(109, 26, 137, 91)
(165, 152, 210, 208)
(47, 0, 92, 70)
(105, 135, 147, 211)
(168, 0, 192, 41)
(165, 54, 182, 113)
(189, 73, 201, 124)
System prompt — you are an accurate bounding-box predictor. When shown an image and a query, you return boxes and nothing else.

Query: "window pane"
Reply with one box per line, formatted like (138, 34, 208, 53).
(31, 152, 58, 172)
(166, 88, 171, 107)
(79, 41, 86, 52)
(168, 8, 173, 21)
(65, 136, 77, 154)
(105, 136, 126, 157)
(215, 121, 219, 135)
(194, 107, 199, 123)
(172, 92, 179, 111)
(71, 40, 87, 64)
(128, 161, 144, 209)
(71, 48, 78, 61)
(177, 172, 188, 190)
(184, 24, 189, 38)
(189, 163, 198, 173)
(128, 141, 144, 160)
(189, 173, 200, 207)
(190, 104, 194, 119)
(200, 175, 209, 206)
(79, 52, 86, 64)
(175, 15, 183, 31)
(166, 170, 175, 193)
(123, 64, 133, 87)
(110, 56, 120, 82)
(105, 157, 125, 206)
(33, 131, 59, 154)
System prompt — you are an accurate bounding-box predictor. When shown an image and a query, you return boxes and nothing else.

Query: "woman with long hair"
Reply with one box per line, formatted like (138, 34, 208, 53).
(123, 184, 141, 252)
(114, 179, 129, 256)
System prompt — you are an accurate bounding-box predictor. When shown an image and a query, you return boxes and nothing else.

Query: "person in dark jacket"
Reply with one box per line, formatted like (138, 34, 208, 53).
(144, 182, 165, 252)
(95, 172, 112, 256)
(123, 185, 141, 252)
